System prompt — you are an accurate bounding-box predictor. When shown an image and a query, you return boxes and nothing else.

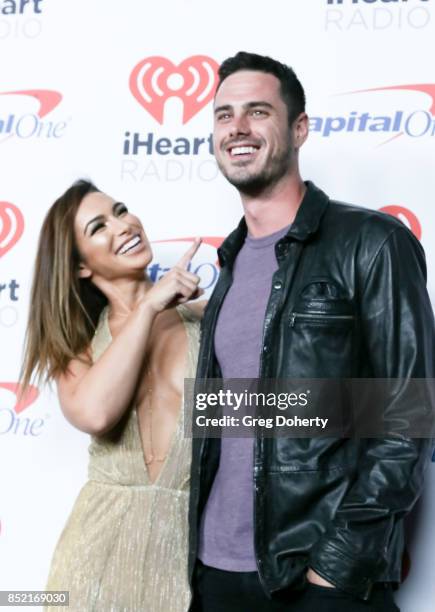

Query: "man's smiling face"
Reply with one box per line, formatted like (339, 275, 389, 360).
(213, 70, 295, 193)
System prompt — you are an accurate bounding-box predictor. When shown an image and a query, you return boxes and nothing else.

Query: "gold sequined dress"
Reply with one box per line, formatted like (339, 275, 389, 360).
(45, 305, 199, 612)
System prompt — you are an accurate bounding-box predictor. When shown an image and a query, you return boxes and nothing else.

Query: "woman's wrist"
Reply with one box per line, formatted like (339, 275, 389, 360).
(136, 295, 160, 318)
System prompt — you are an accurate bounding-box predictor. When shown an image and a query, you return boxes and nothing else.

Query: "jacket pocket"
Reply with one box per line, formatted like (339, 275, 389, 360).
(292, 279, 354, 320)
(290, 312, 354, 327)
(284, 281, 355, 378)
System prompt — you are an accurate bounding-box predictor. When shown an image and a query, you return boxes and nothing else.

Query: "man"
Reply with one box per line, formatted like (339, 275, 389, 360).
(188, 51, 434, 611)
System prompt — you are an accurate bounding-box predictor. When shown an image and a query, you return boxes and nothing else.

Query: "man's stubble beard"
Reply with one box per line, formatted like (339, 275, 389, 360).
(216, 139, 294, 196)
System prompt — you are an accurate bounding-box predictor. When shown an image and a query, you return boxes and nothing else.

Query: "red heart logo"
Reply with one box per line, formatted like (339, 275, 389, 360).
(0, 201, 25, 258)
(0, 382, 39, 414)
(129, 55, 219, 124)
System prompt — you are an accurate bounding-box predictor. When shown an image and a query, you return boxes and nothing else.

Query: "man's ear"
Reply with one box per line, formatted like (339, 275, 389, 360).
(78, 262, 92, 279)
(293, 112, 309, 149)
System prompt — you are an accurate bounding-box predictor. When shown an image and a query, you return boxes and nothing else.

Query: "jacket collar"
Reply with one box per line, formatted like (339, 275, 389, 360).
(218, 181, 330, 267)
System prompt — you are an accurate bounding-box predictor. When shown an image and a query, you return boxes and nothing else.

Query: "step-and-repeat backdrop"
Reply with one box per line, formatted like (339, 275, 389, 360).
(1, 0, 434, 610)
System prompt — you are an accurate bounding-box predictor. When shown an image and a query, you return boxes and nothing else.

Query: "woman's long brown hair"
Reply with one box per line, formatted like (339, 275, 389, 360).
(20, 180, 108, 390)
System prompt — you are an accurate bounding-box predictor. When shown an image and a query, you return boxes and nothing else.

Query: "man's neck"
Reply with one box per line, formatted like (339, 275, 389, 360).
(240, 174, 306, 238)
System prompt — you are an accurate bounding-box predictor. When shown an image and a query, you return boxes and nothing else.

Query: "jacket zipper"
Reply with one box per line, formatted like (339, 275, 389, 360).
(290, 312, 354, 327)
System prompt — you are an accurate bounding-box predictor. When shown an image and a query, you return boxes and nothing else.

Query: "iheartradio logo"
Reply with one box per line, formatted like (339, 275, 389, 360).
(129, 55, 219, 124)
(0, 202, 25, 258)
(379, 205, 422, 240)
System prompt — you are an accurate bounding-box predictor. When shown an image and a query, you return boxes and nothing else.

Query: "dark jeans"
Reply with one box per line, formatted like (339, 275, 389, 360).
(191, 562, 400, 612)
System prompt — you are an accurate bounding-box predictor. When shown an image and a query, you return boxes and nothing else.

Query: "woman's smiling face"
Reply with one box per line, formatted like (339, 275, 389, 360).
(74, 191, 152, 282)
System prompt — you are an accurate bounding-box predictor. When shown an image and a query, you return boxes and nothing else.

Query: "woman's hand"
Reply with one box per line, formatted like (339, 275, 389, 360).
(142, 238, 204, 314)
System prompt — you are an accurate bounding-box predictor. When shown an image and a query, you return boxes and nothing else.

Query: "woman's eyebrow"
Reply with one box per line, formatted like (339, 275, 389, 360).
(84, 215, 104, 234)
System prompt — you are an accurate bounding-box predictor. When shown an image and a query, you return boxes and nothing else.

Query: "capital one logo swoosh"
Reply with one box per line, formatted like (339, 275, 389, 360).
(0, 383, 39, 414)
(0, 202, 25, 258)
(129, 56, 219, 124)
(150, 236, 224, 292)
(153, 236, 224, 266)
(0, 89, 62, 118)
(153, 236, 223, 249)
(0, 89, 62, 119)
(0, 89, 63, 143)
(341, 84, 435, 145)
(379, 205, 422, 240)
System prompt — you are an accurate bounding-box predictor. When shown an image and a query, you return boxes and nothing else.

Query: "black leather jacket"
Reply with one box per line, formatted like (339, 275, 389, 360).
(188, 181, 435, 600)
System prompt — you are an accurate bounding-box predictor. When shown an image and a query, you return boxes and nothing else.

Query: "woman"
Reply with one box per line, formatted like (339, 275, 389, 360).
(21, 179, 204, 612)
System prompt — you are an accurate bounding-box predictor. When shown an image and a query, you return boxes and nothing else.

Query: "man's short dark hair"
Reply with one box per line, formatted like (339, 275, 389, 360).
(217, 51, 306, 127)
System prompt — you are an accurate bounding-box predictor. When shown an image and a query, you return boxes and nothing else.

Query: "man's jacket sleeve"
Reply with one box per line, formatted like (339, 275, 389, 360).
(309, 225, 435, 599)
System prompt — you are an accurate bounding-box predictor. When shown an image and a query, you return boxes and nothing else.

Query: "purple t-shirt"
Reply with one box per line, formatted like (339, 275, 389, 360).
(198, 224, 290, 571)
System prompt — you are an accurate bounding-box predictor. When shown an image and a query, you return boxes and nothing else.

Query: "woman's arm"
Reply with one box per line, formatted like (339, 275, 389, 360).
(57, 300, 156, 435)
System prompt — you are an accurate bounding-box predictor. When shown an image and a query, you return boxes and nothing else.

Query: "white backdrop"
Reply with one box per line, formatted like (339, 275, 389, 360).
(1, 0, 434, 610)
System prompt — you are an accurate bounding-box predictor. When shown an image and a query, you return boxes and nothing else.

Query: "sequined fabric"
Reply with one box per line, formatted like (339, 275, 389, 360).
(45, 305, 200, 612)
